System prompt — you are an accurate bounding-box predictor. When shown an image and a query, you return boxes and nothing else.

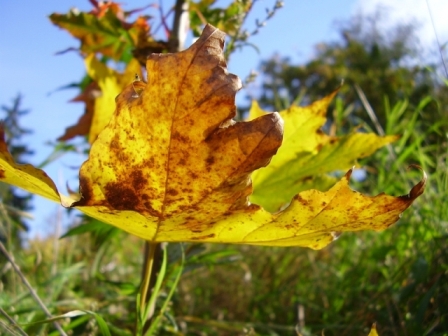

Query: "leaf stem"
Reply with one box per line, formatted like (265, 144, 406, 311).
(147, 244, 185, 335)
(139, 242, 158, 315)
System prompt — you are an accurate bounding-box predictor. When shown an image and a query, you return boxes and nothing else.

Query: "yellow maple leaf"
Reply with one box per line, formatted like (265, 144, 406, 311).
(0, 129, 73, 207)
(85, 54, 143, 143)
(249, 95, 399, 212)
(58, 55, 142, 143)
(0, 25, 426, 249)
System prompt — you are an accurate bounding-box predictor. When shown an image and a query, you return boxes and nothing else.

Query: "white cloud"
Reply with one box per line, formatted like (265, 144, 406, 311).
(353, 0, 448, 50)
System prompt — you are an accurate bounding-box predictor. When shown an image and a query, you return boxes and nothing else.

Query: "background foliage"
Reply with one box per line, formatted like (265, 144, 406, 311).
(0, 1, 447, 335)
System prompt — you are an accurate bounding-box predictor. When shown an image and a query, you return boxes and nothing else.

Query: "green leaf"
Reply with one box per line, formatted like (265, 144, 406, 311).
(61, 218, 118, 239)
(249, 92, 399, 212)
(49, 5, 137, 61)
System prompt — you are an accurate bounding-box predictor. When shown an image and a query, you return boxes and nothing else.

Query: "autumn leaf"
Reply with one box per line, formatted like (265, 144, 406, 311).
(58, 55, 142, 143)
(0, 127, 74, 207)
(49, 2, 149, 62)
(249, 96, 399, 212)
(0, 25, 426, 249)
(57, 81, 99, 141)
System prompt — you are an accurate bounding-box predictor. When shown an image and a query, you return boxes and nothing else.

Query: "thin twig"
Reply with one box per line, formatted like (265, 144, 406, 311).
(354, 84, 386, 136)
(354, 84, 415, 188)
(0, 202, 18, 301)
(0, 241, 68, 336)
(152, 7, 174, 36)
(0, 307, 28, 336)
(0, 320, 21, 336)
(224, 1, 256, 60)
(354, 84, 397, 161)
(157, 0, 172, 38)
(226, 0, 284, 60)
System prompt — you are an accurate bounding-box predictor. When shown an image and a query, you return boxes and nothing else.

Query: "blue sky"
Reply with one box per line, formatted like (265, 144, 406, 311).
(0, 0, 446, 238)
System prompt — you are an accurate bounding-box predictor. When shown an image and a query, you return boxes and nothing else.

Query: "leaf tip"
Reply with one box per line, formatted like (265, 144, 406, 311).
(344, 166, 355, 180)
(331, 231, 342, 242)
(406, 164, 427, 200)
(368, 322, 379, 336)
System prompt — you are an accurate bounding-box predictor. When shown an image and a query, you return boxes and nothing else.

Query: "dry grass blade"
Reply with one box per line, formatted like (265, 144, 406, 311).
(0, 307, 27, 336)
(0, 241, 68, 336)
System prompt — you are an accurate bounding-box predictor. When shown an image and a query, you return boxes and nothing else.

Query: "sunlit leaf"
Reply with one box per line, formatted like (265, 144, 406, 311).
(0, 25, 426, 249)
(0, 128, 73, 206)
(85, 55, 142, 143)
(49, 2, 142, 61)
(249, 95, 399, 212)
(57, 81, 99, 141)
(50, 2, 167, 65)
(58, 55, 142, 143)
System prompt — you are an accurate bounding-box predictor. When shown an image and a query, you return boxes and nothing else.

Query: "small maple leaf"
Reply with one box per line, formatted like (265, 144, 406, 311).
(49, 2, 156, 61)
(0, 25, 426, 249)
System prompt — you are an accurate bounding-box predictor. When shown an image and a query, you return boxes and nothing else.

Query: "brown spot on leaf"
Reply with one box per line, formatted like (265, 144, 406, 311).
(294, 195, 309, 206)
(105, 182, 139, 210)
(131, 170, 146, 190)
(0, 169, 5, 178)
(75, 175, 94, 206)
(206, 156, 215, 166)
(144, 157, 155, 168)
(167, 188, 179, 196)
(302, 176, 312, 182)
(172, 131, 189, 144)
